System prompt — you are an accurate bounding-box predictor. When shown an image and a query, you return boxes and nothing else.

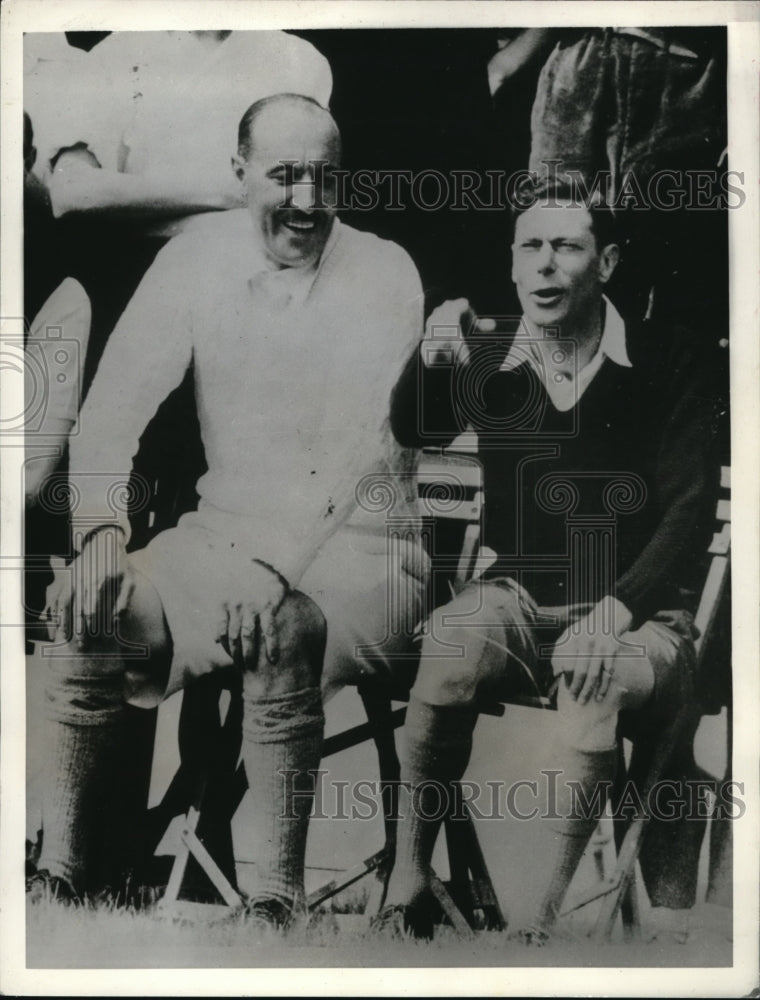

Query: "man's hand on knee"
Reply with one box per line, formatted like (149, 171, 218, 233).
(551, 596, 633, 705)
(215, 559, 290, 669)
(45, 526, 132, 648)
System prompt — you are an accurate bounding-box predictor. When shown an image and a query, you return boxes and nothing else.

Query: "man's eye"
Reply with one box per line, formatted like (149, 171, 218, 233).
(520, 242, 541, 251)
(556, 242, 581, 252)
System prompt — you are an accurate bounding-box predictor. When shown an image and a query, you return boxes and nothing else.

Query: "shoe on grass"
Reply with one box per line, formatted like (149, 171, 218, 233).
(240, 895, 295, 935)
(26, 869, 80, 906)
(508, 924, 550, 947)
(370, 901, 435, 941)
(645, 906, 691, 945)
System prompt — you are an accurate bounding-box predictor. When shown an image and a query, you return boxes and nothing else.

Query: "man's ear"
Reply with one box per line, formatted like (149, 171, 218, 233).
(598, 243, 620, 285)
(231, 155, 247, 185)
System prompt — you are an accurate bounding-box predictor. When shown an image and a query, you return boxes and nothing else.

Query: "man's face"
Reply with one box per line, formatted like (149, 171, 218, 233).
(234, 104, 340, 269)
(511, 202, 618, 331)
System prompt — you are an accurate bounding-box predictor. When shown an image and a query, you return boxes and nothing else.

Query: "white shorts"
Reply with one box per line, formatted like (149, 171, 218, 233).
(127, 507, 430, 708)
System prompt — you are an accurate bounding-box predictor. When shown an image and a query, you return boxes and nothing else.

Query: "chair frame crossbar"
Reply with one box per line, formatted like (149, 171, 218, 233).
(155, 456, 730, 944)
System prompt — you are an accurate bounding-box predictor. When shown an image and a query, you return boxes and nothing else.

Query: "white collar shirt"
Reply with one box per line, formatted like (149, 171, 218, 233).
(499, 296, 632, 411)
(70, 211, 424, 582)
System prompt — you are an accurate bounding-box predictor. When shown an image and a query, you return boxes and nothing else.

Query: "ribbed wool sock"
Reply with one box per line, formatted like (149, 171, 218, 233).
(241, 686, 324, 912)
(385, 696, 478, 907)
(37, 658, 127, 891)
(531, 746, 617, 931)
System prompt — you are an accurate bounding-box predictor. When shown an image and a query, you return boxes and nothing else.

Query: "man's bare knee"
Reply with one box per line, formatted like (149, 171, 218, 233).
(413, 594, 506, 708)
(244, 591, 327, 697)
(48, 559, 170, 680)
(118, 564, 171, 656)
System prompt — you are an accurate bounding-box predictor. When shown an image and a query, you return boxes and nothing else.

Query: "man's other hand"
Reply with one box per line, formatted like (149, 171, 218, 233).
(45, 526, 132, 648)
(420, 298, 497, 369)
(551, 597, 634, 704)
(215, 559, 290, 670)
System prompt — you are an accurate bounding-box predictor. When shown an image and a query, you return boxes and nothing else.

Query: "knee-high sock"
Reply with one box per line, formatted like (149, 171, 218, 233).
(37, 656, 127, 891)
(385, 696, 478, 906)
(241, 686, 324, 910)
(531, 745, 617, 931)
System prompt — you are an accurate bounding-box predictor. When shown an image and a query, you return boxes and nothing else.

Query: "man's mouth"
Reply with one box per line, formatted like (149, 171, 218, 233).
(531, 287, 565, 307)
(282, 215, 317, 234)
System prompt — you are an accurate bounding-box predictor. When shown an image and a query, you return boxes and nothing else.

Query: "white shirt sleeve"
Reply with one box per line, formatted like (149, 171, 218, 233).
(25, 37, 125, 181)
(224, 31, 333, 116)
(26, 277, 91, 430)
(69, 238, 195, 546)
(25, 278, 91, 500)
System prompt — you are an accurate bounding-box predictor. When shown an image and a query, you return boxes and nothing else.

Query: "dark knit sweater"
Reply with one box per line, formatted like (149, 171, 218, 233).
(390, 320, 719, 628)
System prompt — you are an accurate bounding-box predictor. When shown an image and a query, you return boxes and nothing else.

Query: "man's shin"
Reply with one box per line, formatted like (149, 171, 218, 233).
(531, 745, 618, 932)
(36, 648, 127, 892)
(240, 685, 325, 911)
(384, 695, 478, 907)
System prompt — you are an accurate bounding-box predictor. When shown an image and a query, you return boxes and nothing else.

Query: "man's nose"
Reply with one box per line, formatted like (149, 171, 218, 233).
(537, 245, 556, 273)
(290, 178, 317, 212)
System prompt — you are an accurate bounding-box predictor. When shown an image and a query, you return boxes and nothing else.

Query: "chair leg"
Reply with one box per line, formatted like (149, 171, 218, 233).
(429, 873, 475, 937)
(444, 787, 475, 919)
(460, 806, 507, 930)
(160, 803, 201, 910)
(620, 876, 642, 942)
(306, 847, 390, 911)
(357, 684, 404, 912)
(442, 791, 507, 931)
(591, 815, 647, 942)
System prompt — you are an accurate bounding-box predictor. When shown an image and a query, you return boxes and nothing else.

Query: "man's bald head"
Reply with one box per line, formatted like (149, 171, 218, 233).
(233, 93, 341, 269)
(237, 93, 341, 164)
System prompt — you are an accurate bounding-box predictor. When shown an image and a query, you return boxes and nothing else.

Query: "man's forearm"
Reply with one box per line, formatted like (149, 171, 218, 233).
(49, 163, 244, 220)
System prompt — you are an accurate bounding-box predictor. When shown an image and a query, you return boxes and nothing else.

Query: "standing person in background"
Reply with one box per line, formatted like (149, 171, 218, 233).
(528, 27, 728, 337)
(25, 29, 332, 393)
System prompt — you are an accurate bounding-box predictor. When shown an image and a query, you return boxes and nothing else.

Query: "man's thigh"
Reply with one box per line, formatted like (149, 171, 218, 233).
(412, 578, 551, 707)
(126, 517, 248, 707)
(617, 610, 698, 737)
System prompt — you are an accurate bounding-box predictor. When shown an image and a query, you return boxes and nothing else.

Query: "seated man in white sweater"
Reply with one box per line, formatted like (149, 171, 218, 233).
(30, 94, 428, 930)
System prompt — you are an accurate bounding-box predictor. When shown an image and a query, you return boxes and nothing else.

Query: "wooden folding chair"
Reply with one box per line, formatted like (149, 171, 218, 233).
(147, 452, 731, 944)
(305, 456, 732, 940)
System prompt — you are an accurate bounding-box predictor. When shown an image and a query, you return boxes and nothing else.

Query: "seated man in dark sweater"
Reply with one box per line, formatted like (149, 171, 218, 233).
(381, 177, 717, 942)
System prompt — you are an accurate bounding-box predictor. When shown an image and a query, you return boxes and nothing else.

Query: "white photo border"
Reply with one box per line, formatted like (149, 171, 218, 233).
(1, 1, 758, 995)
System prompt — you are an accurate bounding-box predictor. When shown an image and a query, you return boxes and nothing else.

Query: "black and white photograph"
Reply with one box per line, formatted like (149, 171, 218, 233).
(1, 1, 758, 994)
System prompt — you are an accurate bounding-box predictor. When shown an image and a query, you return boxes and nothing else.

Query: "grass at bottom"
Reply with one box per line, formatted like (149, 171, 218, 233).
(26, 886, 732, 970)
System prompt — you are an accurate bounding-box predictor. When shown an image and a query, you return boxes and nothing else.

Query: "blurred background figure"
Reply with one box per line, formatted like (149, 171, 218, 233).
(528, 27, 728, 338)
(28, 30, 331, 389)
